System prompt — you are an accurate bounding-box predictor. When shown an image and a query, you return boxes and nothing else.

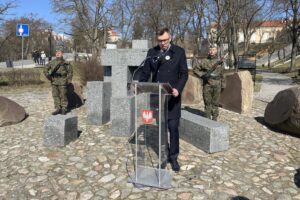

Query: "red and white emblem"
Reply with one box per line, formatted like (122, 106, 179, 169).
(141, 110, 153, 124)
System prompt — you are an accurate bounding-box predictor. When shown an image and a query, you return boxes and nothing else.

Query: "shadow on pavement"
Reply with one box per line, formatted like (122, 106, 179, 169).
(231, 196, 250, 200)
(295, 168, 300, 188)
(182, 106, 206, 117)
(255, 116, 300, 138)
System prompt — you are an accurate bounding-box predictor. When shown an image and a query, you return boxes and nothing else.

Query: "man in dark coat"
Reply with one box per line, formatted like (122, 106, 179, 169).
(139, 28, 188, 172)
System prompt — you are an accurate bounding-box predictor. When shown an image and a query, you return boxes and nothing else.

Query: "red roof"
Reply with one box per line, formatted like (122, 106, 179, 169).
(259, 20, 285, 27)
(210, 20, 285, 29)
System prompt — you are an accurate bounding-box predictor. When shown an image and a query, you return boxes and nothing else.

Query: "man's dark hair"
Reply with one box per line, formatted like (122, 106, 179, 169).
(156, 28, 170, 36)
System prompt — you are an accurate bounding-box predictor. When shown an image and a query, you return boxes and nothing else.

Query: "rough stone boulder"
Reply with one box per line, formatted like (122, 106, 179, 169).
(182, 74, 202, 105)
(0, 96, 27, 127)
(264, 86, 300, 136)
(220, 71, 253, 114)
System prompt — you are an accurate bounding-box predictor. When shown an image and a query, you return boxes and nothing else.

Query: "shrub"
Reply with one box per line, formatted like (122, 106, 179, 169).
(76, 59, 103, 85)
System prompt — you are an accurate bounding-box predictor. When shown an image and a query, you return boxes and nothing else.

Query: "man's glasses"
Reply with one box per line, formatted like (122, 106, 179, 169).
(157, 38, 170, 43)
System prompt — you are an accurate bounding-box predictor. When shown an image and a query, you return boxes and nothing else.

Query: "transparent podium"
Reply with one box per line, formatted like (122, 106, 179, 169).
(128, 82, 173, 189)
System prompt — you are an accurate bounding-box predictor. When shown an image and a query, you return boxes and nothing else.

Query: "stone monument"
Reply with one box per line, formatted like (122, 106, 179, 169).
(101, 40, 148, 136)
(86, 81, 111, 125)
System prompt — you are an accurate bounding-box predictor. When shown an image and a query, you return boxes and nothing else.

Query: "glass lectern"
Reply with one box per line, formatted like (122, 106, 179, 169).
(128, 82, 173, 189)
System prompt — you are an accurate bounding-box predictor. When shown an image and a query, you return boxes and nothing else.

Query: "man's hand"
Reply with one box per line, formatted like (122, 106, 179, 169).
(217, 60, 223, 65)
(172, 88, 179, 97)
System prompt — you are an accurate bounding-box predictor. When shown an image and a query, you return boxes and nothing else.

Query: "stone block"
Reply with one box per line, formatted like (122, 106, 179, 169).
(111, 96, 135, 137)
(44, 115, 78, 147)
(86, 81, 111, 125)
(179, 110, 229, 153)
(132, 40, 149, 49)
(220, 71, 253, 114)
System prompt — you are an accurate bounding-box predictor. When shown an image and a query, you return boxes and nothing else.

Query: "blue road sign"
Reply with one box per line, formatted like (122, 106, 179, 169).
(16, 24, 29, 37)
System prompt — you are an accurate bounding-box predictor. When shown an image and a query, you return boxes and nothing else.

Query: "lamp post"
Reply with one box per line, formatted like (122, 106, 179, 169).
(48, 27, 52, 61)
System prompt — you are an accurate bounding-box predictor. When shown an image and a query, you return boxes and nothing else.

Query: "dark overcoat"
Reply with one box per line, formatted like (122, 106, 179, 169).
(139, 44, 188, 119)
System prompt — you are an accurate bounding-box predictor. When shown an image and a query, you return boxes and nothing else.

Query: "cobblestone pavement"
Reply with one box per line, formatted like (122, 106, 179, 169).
(0, 86, 299, 200)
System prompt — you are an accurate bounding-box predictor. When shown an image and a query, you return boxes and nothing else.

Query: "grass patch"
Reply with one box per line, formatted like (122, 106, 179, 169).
(255, 74, 263, 82)
(0, 68, 44, 86)
(254, 82, 261, 92)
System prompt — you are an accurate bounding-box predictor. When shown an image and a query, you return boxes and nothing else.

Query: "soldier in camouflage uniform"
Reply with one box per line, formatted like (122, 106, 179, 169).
(192, 44, 225, 121)
(44, 47, 73, 115)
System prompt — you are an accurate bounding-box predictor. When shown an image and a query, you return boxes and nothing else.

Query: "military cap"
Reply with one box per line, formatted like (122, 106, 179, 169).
(209, 43, 217, 48)
(55, 42, 65, 52)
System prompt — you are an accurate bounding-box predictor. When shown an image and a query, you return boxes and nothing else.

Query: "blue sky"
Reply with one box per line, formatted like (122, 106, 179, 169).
(7, 0, 64, 31)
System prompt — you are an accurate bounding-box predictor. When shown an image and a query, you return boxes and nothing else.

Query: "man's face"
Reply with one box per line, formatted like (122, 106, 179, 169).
(208, 47, 217, 56)
(157, 32, 171, 50)
(55, 50, 63, 58)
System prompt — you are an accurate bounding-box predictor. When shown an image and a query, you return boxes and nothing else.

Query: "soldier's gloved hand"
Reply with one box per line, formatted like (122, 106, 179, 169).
(217, 60, 223, 65)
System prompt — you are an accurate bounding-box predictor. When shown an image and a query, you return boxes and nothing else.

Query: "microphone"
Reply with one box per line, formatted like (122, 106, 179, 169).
(152, 52, 164, 63)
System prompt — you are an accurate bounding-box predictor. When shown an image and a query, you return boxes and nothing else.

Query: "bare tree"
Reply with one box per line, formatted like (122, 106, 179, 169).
(186, 0, 207, 56)
(51, 0, 112, 58)
(239, 0, 272, 53)
(0, 0, 16, 21)
(277, 0, 300, 71)
(111, 0, 138, 47)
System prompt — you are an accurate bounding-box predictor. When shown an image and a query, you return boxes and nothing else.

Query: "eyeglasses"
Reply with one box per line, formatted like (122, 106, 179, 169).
(157, 38, 170, 43)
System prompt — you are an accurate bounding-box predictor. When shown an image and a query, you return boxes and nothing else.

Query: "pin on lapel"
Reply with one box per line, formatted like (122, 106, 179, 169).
(165, 55, 170, 60)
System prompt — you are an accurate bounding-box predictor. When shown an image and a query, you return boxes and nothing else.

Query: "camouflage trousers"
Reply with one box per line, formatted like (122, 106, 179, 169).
(203, 83, 221, 120)
(51, 84, 68, 110)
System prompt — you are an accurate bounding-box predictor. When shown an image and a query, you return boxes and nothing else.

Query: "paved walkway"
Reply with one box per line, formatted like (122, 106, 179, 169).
(255, 72, 298, 102)
(0, 83, 299, 199)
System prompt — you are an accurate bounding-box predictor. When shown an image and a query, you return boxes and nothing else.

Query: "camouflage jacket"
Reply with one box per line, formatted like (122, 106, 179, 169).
(192, 55, 225, 87)
(44, 58, 73, 85)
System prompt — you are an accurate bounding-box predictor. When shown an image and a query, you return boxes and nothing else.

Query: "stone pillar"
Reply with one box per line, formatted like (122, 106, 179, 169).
(86, 81, 111, 125)
(111, 96, 135, 136)
(44, 115, 78, 147)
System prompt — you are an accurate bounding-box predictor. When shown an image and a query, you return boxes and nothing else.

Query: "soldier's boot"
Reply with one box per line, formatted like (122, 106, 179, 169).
(204, 113, 212, 120)
(61, 108, 68, 115)
(212, 116, 218, 121)
(52, 109, 61, 115)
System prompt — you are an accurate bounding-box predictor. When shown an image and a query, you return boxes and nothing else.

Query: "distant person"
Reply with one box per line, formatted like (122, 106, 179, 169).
(32, 51, 37, 64)
(40, 51, 46, 65)
(192, 44, 225, 121)
(36, 50, 41, 65)
(139, 27, 188, 172)
(44, 46, 73, 115)
(33, 50, 40, 65)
